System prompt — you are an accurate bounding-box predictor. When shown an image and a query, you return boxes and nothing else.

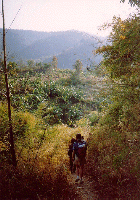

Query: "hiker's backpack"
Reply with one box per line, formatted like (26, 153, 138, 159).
(77, 142, 86, 158)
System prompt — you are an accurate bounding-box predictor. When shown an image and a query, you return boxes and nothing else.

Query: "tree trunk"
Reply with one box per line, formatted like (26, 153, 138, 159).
(2, 0, 17, 167)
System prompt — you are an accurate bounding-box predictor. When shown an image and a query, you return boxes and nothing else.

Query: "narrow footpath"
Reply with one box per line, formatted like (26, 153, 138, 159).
(68, 173, 99, 200)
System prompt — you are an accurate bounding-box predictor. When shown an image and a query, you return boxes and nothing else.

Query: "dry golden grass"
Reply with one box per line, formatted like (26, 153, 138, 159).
(0, 112, 90, 199)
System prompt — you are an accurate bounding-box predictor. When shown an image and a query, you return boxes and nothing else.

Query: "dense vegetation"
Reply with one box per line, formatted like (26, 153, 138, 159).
(0, 56, 104, 199)
(0, 6, 139, 200)
(87, 13, 140, 199)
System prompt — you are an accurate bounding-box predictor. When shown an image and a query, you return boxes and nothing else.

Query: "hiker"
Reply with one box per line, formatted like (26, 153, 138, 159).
(81, 136, 84, 142)
(68, 138, 76, 173)
(72, 133, 87, 183)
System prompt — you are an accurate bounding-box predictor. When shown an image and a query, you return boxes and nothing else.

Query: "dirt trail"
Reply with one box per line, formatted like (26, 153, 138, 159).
(68, 173, 99, 200)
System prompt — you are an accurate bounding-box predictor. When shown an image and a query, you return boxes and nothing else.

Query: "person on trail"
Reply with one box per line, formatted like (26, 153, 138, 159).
(72, 133, 87, 184)
(68, 138, 76, 173)
(81, 136, 84, 142)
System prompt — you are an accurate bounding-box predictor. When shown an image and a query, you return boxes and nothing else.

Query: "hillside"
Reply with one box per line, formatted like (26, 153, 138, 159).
(0, 29, 103, 69)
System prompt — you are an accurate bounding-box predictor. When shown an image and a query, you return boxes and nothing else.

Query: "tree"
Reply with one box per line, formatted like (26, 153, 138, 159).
(87, 13, 140, 196)
(73, 59, 83, 75)
(96, 13, 140, 132)
(44, 63, 52, 71)
(2, 0, 17, 166)
(121, 0, 140, 7)
(27, 60, 35, 68)
(96, 15, 140, 80)
(52, 56, 58, 69)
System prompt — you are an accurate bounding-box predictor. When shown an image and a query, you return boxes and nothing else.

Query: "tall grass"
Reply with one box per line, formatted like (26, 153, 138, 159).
(0, 104, 90, 199)
(86, 113, 140, 199)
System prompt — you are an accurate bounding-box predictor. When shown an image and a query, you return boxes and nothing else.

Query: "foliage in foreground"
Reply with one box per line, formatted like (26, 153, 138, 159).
(0, 163, 77, 200)
(86, 14, 140, 199)
(0, 105, 89, 199)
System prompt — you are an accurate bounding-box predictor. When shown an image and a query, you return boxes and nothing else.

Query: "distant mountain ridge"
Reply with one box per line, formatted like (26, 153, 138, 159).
(0, 29, 103, 69)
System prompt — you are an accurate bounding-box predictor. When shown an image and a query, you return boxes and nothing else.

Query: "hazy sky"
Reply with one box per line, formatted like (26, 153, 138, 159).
(0, 0, 137, 36)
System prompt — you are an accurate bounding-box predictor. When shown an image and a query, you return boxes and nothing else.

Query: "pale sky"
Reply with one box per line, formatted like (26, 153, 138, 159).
(0, 0, 137, 36)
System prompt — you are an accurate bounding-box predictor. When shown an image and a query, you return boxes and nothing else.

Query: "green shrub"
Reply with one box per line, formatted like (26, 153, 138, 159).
(88, 111, 99, 126)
